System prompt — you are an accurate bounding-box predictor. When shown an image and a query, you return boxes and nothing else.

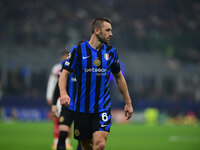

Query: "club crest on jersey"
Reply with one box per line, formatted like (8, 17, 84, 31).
(59, 116, 64, 122)
(74, 129, 80, 136)
(104, 54, 109, 60)
(93, 57, 101, 66)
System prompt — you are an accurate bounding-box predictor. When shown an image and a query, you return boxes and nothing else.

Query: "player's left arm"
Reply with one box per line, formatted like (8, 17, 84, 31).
(113, 71, 133, 120)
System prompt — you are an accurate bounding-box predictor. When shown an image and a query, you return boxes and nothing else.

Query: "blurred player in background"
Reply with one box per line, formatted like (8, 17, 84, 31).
(52, 49, 82, 150)
(59, 17, 133, 150)
(46, 51, 73, 149)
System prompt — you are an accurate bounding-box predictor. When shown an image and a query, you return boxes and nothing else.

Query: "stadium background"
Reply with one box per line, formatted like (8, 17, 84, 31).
(0, 0, 200, 149)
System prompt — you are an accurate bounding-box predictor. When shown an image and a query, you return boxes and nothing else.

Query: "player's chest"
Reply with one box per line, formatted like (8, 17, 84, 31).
(79, 53, 112, 69)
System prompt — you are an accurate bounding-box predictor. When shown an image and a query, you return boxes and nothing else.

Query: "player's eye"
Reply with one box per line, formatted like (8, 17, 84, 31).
(106, 28, 111, 32)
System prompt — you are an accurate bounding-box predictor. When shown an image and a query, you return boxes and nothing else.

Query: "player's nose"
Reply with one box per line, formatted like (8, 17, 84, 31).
(109, 31, 113, 37)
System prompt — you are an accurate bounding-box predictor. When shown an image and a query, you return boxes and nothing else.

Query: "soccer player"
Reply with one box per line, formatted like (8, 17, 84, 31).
(59, 17, 133, 150)
(52, 50, 82, 150)
(46, 51, 73, 149)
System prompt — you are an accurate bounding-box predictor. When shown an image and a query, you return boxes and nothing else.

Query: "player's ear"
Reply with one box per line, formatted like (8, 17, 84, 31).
(94, 27, 100, 34)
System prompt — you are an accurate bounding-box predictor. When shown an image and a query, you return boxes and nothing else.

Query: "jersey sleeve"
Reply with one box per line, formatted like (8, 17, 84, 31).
(46, 64, 59, 100)
(111, 49, 121, 74)
(63, 46, 78, 72)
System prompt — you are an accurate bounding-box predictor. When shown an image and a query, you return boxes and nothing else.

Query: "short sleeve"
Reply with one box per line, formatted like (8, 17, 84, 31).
(111, 49, 121, 74)
(63, 46, 78, 72)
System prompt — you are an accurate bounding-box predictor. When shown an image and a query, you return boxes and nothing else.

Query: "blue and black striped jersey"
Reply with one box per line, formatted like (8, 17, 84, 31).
(63, 41, 120, 113)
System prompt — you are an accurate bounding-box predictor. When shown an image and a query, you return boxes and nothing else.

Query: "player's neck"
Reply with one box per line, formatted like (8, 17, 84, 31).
(89, 35, 103, 51)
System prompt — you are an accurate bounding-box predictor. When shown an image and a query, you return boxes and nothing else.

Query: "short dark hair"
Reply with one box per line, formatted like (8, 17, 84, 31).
(90, 17, 112, 33)
(60, 50, 69, 56)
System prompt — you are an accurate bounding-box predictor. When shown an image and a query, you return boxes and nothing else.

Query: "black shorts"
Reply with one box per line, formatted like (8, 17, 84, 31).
(74, 110, 111, 140)
(59, 106, 74, 127)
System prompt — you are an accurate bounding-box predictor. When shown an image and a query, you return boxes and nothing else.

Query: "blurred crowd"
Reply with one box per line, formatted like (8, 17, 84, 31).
(1, 0, 200, 62)
(1, 0, 200, 117)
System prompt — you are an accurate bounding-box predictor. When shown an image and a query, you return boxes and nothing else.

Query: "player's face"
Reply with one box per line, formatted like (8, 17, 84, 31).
(96, 22, 112, 44)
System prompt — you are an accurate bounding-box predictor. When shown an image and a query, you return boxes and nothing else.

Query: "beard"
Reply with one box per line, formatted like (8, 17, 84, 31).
(96, 34, 109, 44)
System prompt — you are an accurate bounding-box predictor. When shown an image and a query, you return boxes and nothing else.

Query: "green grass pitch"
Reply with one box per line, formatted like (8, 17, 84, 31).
(0, 121, 200, 150)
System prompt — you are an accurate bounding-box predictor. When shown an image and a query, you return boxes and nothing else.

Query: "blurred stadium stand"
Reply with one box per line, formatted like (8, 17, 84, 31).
(0, 0, 200, 120)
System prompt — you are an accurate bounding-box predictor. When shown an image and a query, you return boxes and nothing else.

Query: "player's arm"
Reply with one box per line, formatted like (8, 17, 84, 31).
(53, 82, 60, 105)
(58, 69, 71, 107)
(111, 48, 133, 120)
(46, 66, 58, 105)
(59, 46, 78, 107)
(113, 71, 133, 120)
(51, 82, 59, 115)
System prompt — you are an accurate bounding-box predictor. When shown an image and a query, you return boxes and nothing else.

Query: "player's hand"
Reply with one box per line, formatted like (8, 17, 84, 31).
(46, 99, 53, 106)
(51, 105, 58, 116)
(124, 103, 133, 120)
(60, 94, 70, 107)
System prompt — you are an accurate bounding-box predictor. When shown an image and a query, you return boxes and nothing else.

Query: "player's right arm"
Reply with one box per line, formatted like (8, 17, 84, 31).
(59, 69, 71, 107)
(59, 45, 78, 107)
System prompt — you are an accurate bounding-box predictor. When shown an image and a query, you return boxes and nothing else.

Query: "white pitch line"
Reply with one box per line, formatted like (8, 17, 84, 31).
(169, 135, 200, 142)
